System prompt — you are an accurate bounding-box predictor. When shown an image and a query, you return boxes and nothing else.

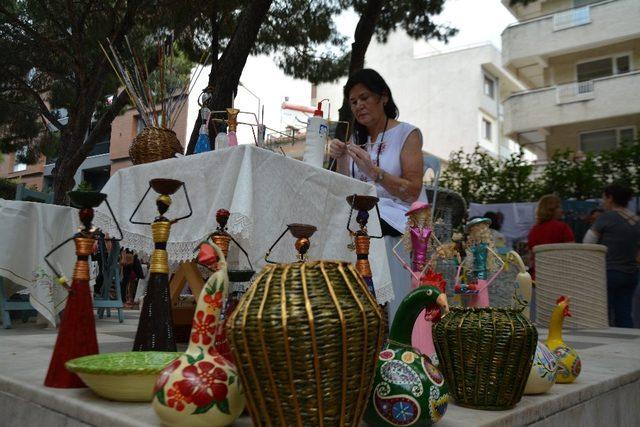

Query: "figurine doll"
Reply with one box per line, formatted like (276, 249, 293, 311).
(130, 179, 192, 352)
(455, 217, 504, 307)
(43, 191, 122, 388)
(393, 201, 450, 359)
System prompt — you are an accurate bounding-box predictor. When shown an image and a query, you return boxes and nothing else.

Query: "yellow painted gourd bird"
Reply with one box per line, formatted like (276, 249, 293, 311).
(545, 296, 581, 384)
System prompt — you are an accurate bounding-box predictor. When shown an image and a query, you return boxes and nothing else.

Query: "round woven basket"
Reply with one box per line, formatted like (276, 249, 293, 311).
(129, 126, 183, 165)
(534, 243, 608, 328)
(433, 307, 537, 410)
(228, 261, 385, 426)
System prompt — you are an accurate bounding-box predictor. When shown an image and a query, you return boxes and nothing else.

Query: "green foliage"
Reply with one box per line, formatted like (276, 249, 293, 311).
(441, 148, 537, 204)
(274, 0, 457, 84)
(0, 177, 18, 200)
(76, 181, 94, 192)
(441, 140, 640, 204)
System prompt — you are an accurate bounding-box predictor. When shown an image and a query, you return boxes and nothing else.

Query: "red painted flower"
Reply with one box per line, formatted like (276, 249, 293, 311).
(191, 310, 216, 345)
(167, 382, 189, 411)
(154, 358, 181, 393)
(204, 291, 223, 309)
(177, 361, 229, 407)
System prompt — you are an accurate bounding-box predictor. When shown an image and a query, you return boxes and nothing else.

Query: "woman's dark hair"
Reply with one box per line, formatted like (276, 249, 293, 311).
(343, 69, 399, 146)
(483, 211, 500, 231)
(604, 183, 633, 207)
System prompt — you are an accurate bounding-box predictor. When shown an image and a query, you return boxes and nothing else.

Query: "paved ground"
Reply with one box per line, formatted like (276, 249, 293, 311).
(1, 310, 639, 426)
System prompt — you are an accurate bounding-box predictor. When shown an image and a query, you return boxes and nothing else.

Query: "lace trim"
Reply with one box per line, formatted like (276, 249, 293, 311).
(94, 211, 254, 272)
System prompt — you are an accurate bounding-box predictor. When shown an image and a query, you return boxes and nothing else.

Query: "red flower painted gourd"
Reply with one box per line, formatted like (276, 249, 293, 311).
(152, 243, 244, 426)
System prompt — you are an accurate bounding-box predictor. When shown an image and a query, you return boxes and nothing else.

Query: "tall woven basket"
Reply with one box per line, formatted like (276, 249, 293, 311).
(433, 306, 537, 410)
(129, 126, 183, 165)
(534, 243, 608, 328)
(228, 261, 385, 426)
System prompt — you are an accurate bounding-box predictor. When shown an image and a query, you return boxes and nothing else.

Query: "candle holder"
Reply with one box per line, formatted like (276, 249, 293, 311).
(43, 191, 122, 388)
(346, 194, 382, 299)
(265, 223, 317, 263)
(129, 178, 193, 352)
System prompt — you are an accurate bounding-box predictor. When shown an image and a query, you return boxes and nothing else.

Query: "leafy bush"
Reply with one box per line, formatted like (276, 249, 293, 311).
(0, 177, 18, 200)
(441, 139, 640, 203)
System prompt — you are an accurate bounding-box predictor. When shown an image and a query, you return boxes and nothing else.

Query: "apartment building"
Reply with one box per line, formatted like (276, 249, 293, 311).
(314, 31, 529, 163)
(0, 105, 188, 192)
(501, 0, 640, 159)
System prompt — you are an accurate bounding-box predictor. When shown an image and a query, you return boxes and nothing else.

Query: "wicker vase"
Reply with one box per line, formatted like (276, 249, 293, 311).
(228, 261, 385, 426)
(129, 126, 183, 165)
(433, 307, 537, 410)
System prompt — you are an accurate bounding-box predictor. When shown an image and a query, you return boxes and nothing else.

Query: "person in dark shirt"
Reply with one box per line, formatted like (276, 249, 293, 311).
(584, 184, 640, 328)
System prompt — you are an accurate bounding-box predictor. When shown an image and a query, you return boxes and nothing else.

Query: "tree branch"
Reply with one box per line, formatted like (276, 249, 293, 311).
(0, 4, 73, 61)
(76, 89, 129, 161)
(10, 74, 65, 130)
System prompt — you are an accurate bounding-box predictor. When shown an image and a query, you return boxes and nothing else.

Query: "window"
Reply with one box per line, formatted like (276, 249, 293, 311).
(580, 127, 636, 153)
(483, 75, 495, 99)
(482, 118, 492, 141)
(12, 147, 27, 172)
(577, 55, 631, 82)
(616, 56, 630, 74)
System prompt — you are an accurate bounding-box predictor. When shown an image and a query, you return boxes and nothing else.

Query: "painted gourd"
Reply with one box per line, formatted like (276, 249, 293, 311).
(545, 296, 581, 384)
(152, 243, 244, 426)
(506, 251, 559, 395)
(364, 285, 449, 426)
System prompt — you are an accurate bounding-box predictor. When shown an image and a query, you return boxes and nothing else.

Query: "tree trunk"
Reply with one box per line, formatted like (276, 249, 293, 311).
(337, 0, 384, 137)
(185, 0, 274, 154)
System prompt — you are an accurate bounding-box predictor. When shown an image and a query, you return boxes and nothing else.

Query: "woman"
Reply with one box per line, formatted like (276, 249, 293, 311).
(527, 194, 575, 276)
(329, 69, 424, 321)
(583, 184, 640, 328)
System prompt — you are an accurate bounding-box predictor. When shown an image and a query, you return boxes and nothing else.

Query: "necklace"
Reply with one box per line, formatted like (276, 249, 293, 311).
(351, 117, 389, 179)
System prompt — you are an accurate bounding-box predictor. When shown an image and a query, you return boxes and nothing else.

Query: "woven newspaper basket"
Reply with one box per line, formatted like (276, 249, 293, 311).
(129, 126, 183, 165)
(228, 260, 385, 426)
(433, 303, 537, 410)
(534, 243, 608, 328)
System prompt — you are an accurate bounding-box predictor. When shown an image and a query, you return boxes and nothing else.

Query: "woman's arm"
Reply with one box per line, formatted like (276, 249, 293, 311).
(348, 129, 424, 202)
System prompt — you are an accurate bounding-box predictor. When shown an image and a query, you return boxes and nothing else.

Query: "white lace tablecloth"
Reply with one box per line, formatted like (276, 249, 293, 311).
(94, 145, 394, 303)
(0, 200, 78, 326)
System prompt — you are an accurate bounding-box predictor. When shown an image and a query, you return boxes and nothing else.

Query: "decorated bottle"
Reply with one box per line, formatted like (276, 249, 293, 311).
(152, 242, 244, 426)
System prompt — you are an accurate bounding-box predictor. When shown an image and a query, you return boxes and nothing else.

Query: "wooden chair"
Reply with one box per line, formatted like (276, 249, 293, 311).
(94, 238, 124, 323)
(15, 183, 54, 204)
(0, 184, 53, 328)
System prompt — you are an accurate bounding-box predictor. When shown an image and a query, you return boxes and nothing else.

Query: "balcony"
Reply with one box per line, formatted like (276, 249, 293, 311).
(502, 0, 640, 75)
(503, 71, 640, 136)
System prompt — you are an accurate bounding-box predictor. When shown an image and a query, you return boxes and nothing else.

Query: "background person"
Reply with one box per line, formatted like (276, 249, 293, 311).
(584, 184, 640, 327)
(329, 68, 425, 322)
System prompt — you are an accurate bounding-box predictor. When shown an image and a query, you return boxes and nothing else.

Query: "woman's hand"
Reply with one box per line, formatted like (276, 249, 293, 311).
(348, 144, 376, 178)
(329, 138, 348, 159)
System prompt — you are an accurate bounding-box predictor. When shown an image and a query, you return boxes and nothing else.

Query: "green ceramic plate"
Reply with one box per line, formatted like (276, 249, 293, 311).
(66, 352, 182, 402)
(66, 352, 180, 375)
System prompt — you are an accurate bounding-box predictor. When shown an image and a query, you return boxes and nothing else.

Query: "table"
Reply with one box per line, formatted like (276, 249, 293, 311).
(1, 312, 639, 426)
(94, 145, 393, 304)
(0, 200, 79, 326)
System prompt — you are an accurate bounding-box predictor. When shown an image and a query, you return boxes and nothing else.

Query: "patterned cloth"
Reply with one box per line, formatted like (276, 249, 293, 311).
(95, 145, 394, 304)
(0, 200, 79, 326)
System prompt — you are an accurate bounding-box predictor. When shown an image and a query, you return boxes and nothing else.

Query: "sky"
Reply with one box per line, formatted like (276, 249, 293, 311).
(186, 0, 517, 147)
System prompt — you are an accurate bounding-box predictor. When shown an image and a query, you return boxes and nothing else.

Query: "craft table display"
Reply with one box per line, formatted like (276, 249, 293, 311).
(0, 200, 79, 327)
(94, 145, 394, 304)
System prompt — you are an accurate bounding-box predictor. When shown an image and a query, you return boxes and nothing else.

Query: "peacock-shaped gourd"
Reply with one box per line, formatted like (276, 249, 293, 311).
(364, 285, 449, 426)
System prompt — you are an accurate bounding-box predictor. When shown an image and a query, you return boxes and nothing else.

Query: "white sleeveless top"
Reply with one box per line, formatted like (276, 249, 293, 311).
(350, 121, 423, 233)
